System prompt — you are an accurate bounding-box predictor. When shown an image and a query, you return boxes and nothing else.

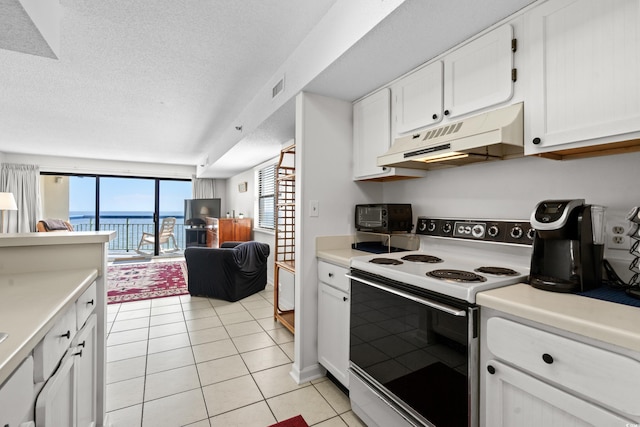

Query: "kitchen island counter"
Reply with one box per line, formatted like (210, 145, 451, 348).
(0, 269, 98, 386)
(477, 283, 640, 353)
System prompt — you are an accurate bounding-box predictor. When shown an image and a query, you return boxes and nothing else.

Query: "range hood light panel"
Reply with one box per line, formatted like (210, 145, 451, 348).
(415, 152, 469, 163)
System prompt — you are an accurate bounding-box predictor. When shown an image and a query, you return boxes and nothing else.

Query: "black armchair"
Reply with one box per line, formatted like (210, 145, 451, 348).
(184, 241, 271, 302)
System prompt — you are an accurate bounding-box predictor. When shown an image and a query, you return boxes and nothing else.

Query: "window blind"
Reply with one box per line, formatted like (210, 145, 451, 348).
(258, 163, 276, 229)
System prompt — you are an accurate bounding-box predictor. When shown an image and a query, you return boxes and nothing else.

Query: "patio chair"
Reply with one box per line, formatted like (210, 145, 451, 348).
(136, 217, 179, 254)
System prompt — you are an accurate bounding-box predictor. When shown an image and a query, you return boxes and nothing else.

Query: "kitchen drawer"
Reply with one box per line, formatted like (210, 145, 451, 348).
(75, 281, 96, 329)
(33, 304, 77, 382)
(317, 261, 349, 293)
(0, 356, 34, 427)
(487, 317, 640, 417)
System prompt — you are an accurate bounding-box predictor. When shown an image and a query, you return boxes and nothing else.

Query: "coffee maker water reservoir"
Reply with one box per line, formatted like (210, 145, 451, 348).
(529, 199, 604, 292)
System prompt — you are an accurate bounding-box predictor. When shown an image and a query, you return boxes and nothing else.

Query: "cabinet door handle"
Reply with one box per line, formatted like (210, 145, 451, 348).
(432, 113, 438, 120)
(328, 273, 334, 278)
(532, 137, 542, 145)
(487, 365, 496, 375)
(78, 340, 86, 348)
(60, 330, 71, 339)
(542, 353, 554, 364)
(87, 299, 95, 306)
(444, 109, 450, 116)
(73, 350, 83, 357)
(343, 296, 348, 302)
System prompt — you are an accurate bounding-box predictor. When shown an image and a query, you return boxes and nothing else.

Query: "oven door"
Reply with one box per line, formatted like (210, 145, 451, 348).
(347, 271, 478, 427)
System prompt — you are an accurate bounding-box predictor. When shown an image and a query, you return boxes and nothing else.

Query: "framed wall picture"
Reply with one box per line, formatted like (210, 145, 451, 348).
(238, 182, 248, 193)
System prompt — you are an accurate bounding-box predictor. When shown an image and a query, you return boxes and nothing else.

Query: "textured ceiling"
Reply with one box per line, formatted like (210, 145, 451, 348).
(0, 0, 536, 178)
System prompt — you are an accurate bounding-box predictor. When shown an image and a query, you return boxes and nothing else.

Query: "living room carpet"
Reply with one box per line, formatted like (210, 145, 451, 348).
(107, 260, 188, 304)
(268, 415, 309, 427)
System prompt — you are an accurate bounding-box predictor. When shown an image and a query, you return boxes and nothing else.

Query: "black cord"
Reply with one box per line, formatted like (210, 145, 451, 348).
(602, 259, 629, 289)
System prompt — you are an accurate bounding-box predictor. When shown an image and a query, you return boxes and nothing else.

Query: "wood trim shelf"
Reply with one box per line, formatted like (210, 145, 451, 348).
(274, 144, 296, 334)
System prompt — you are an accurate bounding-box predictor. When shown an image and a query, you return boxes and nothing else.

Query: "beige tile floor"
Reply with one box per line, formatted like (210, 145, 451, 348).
(105, 285, 366, 427)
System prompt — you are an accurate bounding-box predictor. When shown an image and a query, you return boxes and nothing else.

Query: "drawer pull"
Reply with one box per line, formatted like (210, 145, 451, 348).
(87, 299, 95, 306)
(328, 273, 334, 278)
(60, 330, 71, 339)
(73, 350, 83, 357)
(78, 340, 86, 348)
(542, 353, 554, 364)
(487, 365, 496, 375)
(343, 296, 348, 302)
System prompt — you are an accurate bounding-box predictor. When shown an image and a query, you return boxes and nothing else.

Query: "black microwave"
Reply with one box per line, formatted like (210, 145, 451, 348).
(355, 204, 413, 233)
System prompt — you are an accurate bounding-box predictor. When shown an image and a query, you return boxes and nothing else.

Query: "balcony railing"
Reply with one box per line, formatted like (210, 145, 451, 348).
(71, 215, 187, 253)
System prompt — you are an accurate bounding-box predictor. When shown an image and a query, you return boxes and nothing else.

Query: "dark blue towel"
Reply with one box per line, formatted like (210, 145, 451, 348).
(577, 286, 640, 308)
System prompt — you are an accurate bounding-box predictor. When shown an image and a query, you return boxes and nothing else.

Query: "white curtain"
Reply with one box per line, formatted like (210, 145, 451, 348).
(0, 163, 42, 233)
(192, 177, 216, 199)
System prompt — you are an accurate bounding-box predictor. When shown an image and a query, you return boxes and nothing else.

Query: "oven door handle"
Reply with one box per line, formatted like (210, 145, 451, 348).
(346, 273, 467, 317)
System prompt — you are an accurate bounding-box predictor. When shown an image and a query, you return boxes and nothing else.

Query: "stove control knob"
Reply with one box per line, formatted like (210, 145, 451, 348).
(527, 228, 536, 240)
(418, 221, 427, 232)
(427, 221, 436, 232)
(487, 225, 500, 237)
(442, 223, 453, 234)
(510, 226, 524, 239)
(472, 224, 484, 238)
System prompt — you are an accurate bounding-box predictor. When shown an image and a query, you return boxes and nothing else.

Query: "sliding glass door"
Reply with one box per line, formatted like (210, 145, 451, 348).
(67, 175, 191, 257)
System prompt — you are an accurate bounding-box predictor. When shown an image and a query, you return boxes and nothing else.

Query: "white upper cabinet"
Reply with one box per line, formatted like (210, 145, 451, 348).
(393, 61, 444, 134)
(525, 0, 640, 154)
(353, 88, 426, 181)
(443, 24, 515, 120)
(392, 24, 515, 137)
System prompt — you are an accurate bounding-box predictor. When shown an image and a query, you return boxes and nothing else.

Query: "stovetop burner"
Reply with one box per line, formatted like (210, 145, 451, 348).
(426, 269, 487, 283)
(475, 266, 519, 276)
(369, 258, 403, 265)
(401, 254, 443, 263)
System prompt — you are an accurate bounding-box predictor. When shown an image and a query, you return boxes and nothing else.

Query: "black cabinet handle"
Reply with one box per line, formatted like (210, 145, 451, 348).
(60, 330, 71, 339)
(432, 113, 438, 120)
(444, 109, 450, 116)
(532, 137, 541, 145)
(542, 353, 554, 364)
(343, 296, 348, 302)
(78, 340, 86, 348)
(74, 350, 83, 357)
(328, 273, 334, 278)
(487, 365, 496, 375)
(87, 299, 95, 306)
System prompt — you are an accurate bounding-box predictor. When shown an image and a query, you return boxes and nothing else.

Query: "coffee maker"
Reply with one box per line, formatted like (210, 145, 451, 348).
(529, 199, 604, 292)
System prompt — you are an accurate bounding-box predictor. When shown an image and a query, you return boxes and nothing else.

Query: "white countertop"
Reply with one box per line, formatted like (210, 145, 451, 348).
(316, 235, 369, 267)
(0, 269, 98, 385)
(0, 231, 115, 247)
(477, 284, 640, 353)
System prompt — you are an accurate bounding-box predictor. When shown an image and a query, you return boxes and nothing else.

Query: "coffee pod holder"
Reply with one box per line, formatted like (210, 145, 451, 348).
(626, 207, 640, 296)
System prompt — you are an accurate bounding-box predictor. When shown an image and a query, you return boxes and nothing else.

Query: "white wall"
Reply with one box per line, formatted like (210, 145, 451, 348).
(40, 175, 69, 220)
(382, 152, 640, 220)
(294, 91, 382, 384)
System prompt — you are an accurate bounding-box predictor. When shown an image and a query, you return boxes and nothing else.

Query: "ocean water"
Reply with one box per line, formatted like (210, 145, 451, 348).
(70, 211, 186, 252)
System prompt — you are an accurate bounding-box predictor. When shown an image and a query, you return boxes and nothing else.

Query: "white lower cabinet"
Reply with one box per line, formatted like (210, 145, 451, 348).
(317, 261, 350, 388)
(35, 314, 97, 427)
(481, 313, 640, 426)
(0, 356, 34, 427)
(485, 360, 635, 426)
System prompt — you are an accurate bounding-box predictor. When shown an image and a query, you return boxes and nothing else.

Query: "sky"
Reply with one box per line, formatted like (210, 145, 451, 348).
(69, 176, 192, 213)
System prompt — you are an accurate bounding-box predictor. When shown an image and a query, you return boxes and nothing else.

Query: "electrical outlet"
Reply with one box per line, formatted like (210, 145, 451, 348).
(606, 221, 631, 250)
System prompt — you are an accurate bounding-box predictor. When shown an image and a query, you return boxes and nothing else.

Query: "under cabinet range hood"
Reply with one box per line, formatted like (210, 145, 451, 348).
(378, 103, 524, 170)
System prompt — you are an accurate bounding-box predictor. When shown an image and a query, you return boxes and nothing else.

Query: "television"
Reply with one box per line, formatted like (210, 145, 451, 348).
(184, 198, 221, 226)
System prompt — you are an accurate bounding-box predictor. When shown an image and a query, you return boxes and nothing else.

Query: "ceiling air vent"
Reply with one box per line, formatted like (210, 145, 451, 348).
(272, 77, 285, 98)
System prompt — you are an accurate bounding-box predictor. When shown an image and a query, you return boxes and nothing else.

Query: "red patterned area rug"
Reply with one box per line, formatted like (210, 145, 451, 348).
(107, 261, 188, 304)
(268, 415, 309, 427)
